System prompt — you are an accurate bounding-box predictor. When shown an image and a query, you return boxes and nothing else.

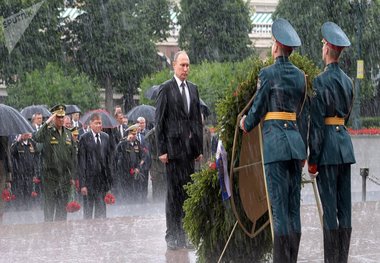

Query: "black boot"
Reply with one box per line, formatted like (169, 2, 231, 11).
(289, 232, 301, 263)
(273, 235, 290, 263)
(323, 229, 339, 263)
(339, 227, 352, 263)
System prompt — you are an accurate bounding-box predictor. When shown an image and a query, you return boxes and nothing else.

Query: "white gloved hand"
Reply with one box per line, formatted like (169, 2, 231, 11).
(240, 115, 247, 131)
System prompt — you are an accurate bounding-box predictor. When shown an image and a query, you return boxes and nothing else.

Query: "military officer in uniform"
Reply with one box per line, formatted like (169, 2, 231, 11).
(115, 124, 144, 202)
(10, 133, 39, 210)
(34, 104, 76, 221)
(308, 22, 355, 263)
(240, 18, 307, 263)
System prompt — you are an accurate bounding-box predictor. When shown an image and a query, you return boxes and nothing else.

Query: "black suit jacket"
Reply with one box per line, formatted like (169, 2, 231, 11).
(155, 77, 203, 160)
(113, 124, 129, 144)
(78, 131, 112, 193)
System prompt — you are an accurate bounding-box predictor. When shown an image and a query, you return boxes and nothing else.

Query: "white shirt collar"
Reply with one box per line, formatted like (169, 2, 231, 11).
(174, 75, 186, 90)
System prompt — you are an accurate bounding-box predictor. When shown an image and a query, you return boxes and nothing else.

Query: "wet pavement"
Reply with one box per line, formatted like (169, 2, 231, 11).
(1, 136, 380, 262)
(1, 200, 379, 263)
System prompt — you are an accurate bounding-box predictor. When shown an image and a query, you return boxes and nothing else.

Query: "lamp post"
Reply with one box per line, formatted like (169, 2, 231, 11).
(350, 0, 370, 129)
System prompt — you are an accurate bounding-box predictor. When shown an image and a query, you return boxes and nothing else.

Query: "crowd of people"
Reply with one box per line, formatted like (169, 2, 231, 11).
(0, 96, 213, 224)
(0, 105, 167, 220)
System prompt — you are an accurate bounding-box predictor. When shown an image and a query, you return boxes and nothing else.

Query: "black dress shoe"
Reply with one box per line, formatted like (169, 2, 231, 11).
(167, 240, 179, 250)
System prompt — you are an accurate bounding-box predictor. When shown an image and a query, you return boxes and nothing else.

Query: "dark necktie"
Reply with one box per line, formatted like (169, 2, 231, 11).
(95, 133, 101, 150)
(181, 82, 188, 113)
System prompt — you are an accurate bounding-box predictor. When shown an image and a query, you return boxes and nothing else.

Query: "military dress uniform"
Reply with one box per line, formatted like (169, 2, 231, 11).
(34, 105, 76, 221)
(115, 125, 143, 202)
(10, 137, 39, 210)
(308, 22, 355, 263)
(243, 19, 307, 263)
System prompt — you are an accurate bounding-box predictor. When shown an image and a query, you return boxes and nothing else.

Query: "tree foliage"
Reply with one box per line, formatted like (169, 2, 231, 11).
(178, 0, 254, 64)
(0, 0, 63, 84)
(5, 62, 100, 112)
(66, 0, 171, 111)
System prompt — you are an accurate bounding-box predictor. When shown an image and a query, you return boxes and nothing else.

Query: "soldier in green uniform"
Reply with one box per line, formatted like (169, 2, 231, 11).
(34, 105, 76, 221)
(240, 18, 307, 263)
(308, 22, 355, 263)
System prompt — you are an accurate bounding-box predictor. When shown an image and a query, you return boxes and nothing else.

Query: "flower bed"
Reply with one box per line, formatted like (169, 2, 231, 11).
(348, 128, 380, 135)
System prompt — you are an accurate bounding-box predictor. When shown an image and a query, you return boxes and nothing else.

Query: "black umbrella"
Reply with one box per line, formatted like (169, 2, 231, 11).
(80, 109, 119, 128)
(0, 104, 34, 136)
(144, 85, 161, 100)
(126, 104, 156, 124)
(20, 105, 51, 120)
(65, 104, 81, 115)
(199, 98, 211, 117)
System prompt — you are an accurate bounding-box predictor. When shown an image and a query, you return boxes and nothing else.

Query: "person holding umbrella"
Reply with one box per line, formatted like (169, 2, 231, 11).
(34, 104, 76, 222)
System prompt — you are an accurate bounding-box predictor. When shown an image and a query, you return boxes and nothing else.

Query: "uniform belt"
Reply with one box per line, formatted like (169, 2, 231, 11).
(324, 117, 345, 125)
(264, 112, 296, 121)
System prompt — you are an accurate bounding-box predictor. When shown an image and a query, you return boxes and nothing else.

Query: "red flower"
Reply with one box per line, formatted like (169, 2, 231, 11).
(104, 193, 116, 205)
(66, 201, 81, 213)
(209, 161, 217, 170)
(31, 191, 38, 198)
(130, 168, 135, 175)
(1, 189, 11, 202)
(233, 90, 238, 97)
(32, 177, 41, 184)
(11, 194, 16, 200)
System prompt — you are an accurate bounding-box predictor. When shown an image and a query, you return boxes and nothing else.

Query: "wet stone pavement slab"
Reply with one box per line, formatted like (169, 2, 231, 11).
(1, 201, 379, 263)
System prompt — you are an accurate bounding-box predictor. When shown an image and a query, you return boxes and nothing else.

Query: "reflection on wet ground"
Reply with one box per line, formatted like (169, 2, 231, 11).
(1, 201, 379, 262)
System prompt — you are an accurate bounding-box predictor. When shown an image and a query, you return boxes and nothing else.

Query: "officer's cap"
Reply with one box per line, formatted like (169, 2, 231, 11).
(272, 18, 301, 48)
(322, 22, 351, 50)
(70, 127, 79, 136)
(50, 104, 66, 117)
(127, 124, 139, 135)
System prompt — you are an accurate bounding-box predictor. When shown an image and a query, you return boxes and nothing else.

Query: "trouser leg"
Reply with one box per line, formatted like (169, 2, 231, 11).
(54, 188, 68, 221)
(83, 194, 94, 219)
(265, 160, 301, 263)
(43, 185, 55, 222)
(273, 235, 290, 263)
(165, 159, 193, 246)
(323, 228, 339, 263)
(339, 227, 352, 263)
(94, 191, 106, 218)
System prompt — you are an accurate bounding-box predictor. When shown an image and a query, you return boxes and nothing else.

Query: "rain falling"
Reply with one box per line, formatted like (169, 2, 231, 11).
(0, 0, 379, 262)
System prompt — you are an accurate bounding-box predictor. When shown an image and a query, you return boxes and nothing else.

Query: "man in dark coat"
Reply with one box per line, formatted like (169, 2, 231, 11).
(78, 113, 112, 219)
(308, 22, 355, 263)
(34, 104, 76, 222)
(240, 18, 307, 263)
(155, 50, 203, 250)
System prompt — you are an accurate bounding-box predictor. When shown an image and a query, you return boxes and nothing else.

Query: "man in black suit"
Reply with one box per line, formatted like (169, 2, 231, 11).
(155, 51, 203, 250)
(114, 112, 128, 144)
(71, 112, 83, 130)
(78, 113, 112, 219)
